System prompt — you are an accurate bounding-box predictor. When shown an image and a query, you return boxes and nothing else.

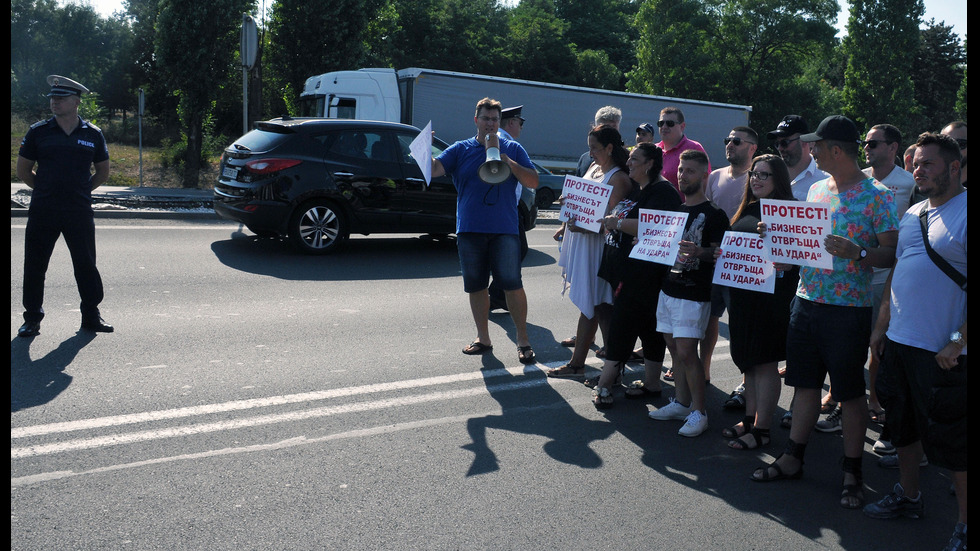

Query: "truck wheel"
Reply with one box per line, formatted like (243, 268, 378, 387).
(288, 200, 348, 254)
(535, 187, 556, 209)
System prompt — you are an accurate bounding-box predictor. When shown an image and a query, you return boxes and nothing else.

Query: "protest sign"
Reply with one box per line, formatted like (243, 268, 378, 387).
(713, 231, 776, 293)
(628, 209, 689, 265)
(558, 175, 613, 233)
(760, 199, 833, 269)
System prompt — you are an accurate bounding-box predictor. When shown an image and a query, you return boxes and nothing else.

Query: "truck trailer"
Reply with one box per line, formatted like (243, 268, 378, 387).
(300, 67, 752, 173)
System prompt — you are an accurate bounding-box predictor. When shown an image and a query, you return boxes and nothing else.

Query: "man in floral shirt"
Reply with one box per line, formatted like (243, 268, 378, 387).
(751, 116, 898, 511)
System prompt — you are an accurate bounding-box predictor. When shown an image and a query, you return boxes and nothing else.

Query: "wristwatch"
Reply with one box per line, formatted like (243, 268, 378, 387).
(950, 331, 966, 347)
(857, 247, 869, 260)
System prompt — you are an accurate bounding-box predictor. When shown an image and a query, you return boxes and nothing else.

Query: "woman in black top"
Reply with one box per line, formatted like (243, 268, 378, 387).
(591, 143, 683, 408)
(721, 154, 798, 448)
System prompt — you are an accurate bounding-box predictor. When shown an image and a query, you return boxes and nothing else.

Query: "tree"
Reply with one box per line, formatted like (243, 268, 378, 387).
(555, 0, 637, 88)
(265, 0, 378, 114)
(910, 19, 967, 134)
(627, 0, 839, 136)
(840, 0, 923, 133)
(155, 0, 255, 187)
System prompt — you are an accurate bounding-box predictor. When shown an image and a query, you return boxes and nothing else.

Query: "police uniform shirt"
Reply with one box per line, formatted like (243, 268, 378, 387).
(19, 116, 110, 211)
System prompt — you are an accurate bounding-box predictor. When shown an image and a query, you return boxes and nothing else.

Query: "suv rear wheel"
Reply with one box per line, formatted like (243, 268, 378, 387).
(289, 200, 348, 254)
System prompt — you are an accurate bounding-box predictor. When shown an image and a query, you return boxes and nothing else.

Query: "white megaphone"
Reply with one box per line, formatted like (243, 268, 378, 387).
(478, 134, 512, 184)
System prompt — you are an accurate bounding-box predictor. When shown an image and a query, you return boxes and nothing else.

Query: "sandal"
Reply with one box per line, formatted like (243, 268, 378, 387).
(721, 416, 754, 438)
(517, 345, 536, 364)
(751, 439, 805, 482)
(592, 387, 613, 409)
(560, 336, 577, 347)
(624, 380, 662, 399)
(584, 362, 624, 389)
(663, 369, 674, 382)
(840, 456, 864, 509)
(595, 347, 606, 359)
(868, 408, 886, 424)
(462, 341, 492, 355)
(723, 386, 746, 409)
(729, 428, 770, 450)
(546, 363, 585, 378)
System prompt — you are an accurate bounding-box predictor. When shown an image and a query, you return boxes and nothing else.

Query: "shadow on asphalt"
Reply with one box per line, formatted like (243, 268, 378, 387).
(209, 231, 555, 281)
(10, 331, 95, 412)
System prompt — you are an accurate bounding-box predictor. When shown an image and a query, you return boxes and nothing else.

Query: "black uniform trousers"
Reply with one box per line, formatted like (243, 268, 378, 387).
(22, 209, 104, 323)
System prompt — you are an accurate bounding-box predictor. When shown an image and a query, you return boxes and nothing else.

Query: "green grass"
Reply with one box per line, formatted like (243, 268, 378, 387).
(11, 112, 218, 189)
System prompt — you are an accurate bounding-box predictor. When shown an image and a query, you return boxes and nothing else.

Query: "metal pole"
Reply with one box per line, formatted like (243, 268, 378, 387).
(138, 88, 144, 187)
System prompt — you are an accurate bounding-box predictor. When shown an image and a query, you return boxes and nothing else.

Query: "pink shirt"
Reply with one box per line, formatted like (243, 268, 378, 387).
(657, 135, 710, 198)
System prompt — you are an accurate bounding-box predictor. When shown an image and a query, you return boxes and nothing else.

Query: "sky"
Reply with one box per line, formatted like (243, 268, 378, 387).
(66, 0, 967, 41)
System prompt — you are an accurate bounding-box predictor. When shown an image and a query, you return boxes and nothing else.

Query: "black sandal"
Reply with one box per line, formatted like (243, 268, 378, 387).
(722, 416, 754, 438)
(729, 428, 770, 450)
(840, 456, 864, 509)
(584, 361, 624, 389)
(751, 439, 805, 482)
(517, 345, 536, 364)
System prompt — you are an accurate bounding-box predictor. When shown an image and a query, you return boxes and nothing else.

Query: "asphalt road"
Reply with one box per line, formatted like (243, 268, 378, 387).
(10, 217, 954, 550)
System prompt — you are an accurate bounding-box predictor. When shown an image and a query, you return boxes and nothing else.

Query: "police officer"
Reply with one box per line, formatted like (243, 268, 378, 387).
(16, 75, 113, 337)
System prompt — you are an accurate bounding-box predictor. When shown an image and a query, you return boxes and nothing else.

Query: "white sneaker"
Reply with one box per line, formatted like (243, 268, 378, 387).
(648, 398, 691, 421)
(678, 410, 708, 437)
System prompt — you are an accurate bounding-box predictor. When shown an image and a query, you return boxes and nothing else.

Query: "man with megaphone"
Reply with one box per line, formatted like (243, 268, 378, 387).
(431, 97, 540, 364)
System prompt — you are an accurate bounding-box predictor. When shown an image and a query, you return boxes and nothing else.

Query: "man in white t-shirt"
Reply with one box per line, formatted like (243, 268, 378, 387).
(860, 123, 917, 451)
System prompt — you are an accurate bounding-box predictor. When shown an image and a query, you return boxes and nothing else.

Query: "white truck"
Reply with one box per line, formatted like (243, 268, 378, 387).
(300, 67, 752, 173)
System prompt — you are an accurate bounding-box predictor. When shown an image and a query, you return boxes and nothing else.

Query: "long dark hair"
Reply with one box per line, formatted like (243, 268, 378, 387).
(731, 154, 793, 223)
(633, 142, 664, 183)
(589, 125, 629, 173)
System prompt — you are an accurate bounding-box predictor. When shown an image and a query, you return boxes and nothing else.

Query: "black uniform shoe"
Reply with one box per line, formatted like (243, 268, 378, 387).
(18, 321, 41, 338)
(80, 317, 114, 333)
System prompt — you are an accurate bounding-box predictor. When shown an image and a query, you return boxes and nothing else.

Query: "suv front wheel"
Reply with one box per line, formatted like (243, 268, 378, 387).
(289, 200, 348, 254)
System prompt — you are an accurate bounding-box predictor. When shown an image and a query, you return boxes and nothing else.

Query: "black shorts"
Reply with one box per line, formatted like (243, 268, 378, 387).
(875, 338, 967, 472)
(785, 298, 871, 402)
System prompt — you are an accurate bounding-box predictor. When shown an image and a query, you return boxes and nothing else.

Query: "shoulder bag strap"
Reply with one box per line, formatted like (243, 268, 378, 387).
(919, 208, 967, 292)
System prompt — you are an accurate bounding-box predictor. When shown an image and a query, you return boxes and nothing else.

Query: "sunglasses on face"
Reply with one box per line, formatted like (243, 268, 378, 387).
(862, 139, 894, 149)
(724, 137, 755, 146)
(748, 170, 772, 181)
(775, 136, 800, 149)
(657, 120, 677, 128)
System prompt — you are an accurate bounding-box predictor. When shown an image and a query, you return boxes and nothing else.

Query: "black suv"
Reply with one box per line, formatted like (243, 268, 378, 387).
(214, 118, 537, 254)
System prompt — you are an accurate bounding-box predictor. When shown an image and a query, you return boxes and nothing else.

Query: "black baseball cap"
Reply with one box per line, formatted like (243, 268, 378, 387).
(636, 123, 655, 134)
(800, 115, 861, 144)
(766, 115, 809, 139)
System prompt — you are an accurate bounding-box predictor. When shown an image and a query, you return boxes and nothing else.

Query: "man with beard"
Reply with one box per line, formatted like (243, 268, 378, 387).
(751, 116, 898, 512)
(859, 124, 917, 447)
(767, 115, 828, 201)
(648, 149, 729, 437)
(705, 126, 758, 396)
(863, 132, 967, 551)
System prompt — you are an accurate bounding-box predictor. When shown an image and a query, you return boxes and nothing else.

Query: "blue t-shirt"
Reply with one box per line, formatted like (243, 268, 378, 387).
(436, 137, 533, 234)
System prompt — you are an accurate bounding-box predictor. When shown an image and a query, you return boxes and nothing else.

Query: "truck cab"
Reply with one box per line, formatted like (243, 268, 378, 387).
(300, 68, 401, 122)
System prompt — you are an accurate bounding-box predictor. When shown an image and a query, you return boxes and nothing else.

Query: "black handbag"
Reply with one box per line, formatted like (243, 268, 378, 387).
(919, 209, 967, 292)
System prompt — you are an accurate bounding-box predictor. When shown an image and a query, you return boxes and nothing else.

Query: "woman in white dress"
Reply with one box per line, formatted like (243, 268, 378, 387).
(547, 125, 632, 378)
